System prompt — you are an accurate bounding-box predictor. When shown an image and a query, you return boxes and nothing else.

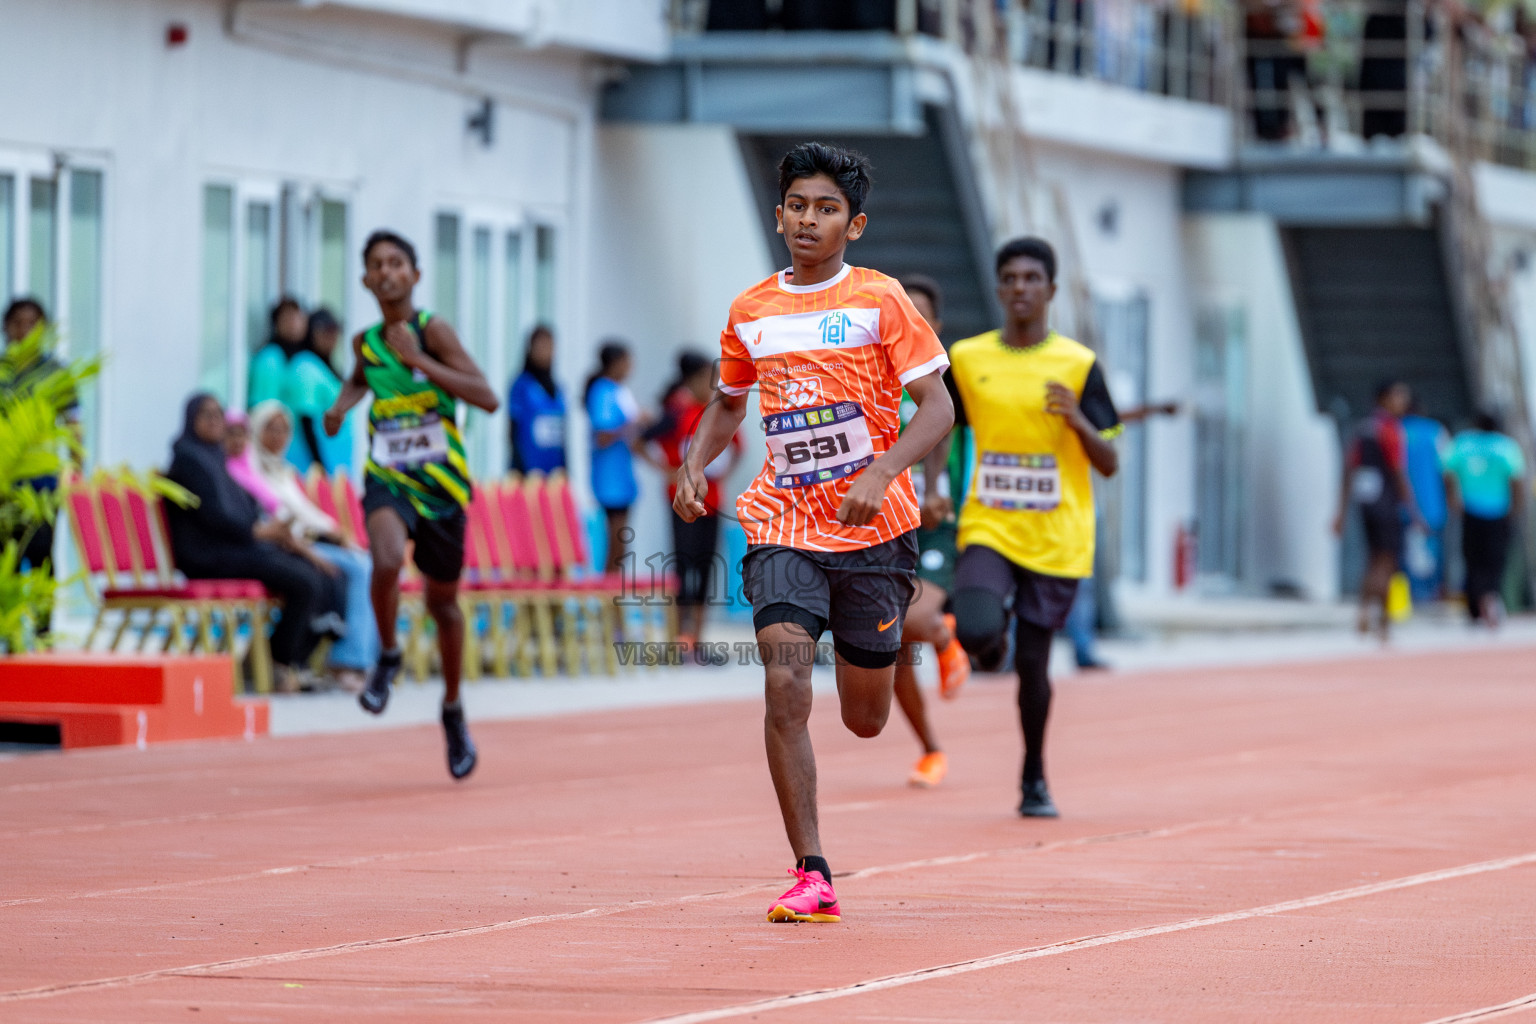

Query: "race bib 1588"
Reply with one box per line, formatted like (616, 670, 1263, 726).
(372, 412, 449, 470)
(975, 452, 1060, 511)
(764, 401, 875, 488)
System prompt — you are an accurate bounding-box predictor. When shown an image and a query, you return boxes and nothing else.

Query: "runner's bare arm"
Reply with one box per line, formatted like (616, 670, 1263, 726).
(1046, 381, 1117, 477)
(919, 431, 953, 529)
(838, 369, 953, 527)
(675, 390, 749, 523)
(386, 318, 500, 413)
(324, 333, 372, 436)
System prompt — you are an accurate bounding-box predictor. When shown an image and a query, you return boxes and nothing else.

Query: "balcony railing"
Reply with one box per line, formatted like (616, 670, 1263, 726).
(674, 0, 1536, 172)
(1241, 0, 1536, 170)
(674, 0, 1235, 105)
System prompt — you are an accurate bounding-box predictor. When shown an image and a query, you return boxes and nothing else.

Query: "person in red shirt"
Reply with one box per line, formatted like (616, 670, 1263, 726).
(1333, 379, 1422, 641)
(644, 349, 742, 655)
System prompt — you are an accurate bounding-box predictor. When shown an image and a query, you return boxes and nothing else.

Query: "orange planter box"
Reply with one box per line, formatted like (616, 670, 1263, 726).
(0, 654, 268, 749)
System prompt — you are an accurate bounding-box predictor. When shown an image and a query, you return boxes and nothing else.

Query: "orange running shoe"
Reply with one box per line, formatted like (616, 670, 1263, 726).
(909, 751, 948, 788)
(937, 614, 970, 700)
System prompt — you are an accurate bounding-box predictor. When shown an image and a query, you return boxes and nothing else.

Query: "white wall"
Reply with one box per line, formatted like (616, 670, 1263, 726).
(585, 123, 775, 581)
(326, 0, 670, 61)
(1184, 214, 1341, 600)
(0, 0, 601, 472)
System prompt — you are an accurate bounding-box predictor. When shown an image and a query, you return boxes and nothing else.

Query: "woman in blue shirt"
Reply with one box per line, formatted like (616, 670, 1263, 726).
(585, 341, 645, 576)
(507, 325, 568, 474)
(1443, 410, 1527, 626)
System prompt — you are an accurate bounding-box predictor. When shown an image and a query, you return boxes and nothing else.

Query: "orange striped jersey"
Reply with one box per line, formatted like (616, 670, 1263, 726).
(718, 264, 949, 551)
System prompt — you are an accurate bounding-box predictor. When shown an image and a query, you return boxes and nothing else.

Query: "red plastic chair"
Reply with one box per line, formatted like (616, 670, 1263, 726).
(336, 474, 369, 550)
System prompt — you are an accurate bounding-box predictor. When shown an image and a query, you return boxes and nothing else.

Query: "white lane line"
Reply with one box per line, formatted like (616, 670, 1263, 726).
(635, 851, 1536, 1024)
(1423, 994, 1536, 1023)
(0, 820, 1233, 1004)
(0, 800, 892, 910)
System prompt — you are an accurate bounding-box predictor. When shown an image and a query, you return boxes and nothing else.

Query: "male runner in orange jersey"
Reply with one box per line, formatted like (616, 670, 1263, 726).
(675, 142, 954, 923)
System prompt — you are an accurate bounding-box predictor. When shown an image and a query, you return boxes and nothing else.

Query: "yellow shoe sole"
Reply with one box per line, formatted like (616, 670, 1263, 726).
(767, 904, 840, 923)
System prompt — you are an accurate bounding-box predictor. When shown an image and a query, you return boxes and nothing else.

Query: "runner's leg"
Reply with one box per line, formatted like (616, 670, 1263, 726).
(832, 658, 894, 739)
(760, 619, 821, 860)
(894, 582, 948, 755)
(425, 578, 464, 704)
(366, 507, 408, 651)
(1015, 617, 1054, 786)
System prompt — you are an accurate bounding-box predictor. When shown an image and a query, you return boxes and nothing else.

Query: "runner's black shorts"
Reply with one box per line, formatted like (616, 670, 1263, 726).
(741, 531, 918, 654)
(1359, 505, 1404, 559)
(954, 543, 1080, 633)
(362, 479, 467, 583)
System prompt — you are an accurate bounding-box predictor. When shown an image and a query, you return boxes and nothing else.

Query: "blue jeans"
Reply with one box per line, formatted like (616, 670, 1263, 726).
(313, 543, 379, 670)
(1065, 575, 1098, 666)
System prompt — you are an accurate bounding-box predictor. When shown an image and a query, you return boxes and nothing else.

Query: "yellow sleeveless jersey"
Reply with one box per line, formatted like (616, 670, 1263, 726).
(949, 330, 1121, 578)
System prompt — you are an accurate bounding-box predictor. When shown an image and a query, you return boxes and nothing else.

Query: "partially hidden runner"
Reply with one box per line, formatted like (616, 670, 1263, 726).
(674, 142, 953, 922)
(949, 237, 1122, 818)
(324, 230, 501, 780)
(893, 275, 971, 789)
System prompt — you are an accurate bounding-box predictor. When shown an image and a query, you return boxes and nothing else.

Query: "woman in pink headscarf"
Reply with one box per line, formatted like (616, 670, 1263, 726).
(224, 410, 282, 517)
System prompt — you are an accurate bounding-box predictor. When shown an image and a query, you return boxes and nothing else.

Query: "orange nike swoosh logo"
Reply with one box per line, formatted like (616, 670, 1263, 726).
(877, 617, 897, 632)
(752, 331, 763, 346)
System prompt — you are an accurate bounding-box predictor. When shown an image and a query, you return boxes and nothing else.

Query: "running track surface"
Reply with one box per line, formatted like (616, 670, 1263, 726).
(6, 647, 1536, 1023)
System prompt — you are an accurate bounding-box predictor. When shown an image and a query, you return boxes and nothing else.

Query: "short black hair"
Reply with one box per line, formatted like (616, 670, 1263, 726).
(1474, 409, 1503, 433)
(1374, 379, 1407, 402)
(362, 229, 418, 269)
(269, 296, 303, 327)
(995, 236, 1057, 283)
(778, 142, 873, 218)
(3, 296, 47, 326)
(308, 308, 340, 335)
(899, 275, 944, 317)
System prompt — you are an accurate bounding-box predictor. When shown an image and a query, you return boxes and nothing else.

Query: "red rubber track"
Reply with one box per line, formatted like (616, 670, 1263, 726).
(5, 646, 1536, 1022)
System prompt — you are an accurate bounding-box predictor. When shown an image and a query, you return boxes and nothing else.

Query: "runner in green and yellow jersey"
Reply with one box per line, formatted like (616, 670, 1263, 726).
(892, 276, 971, 789)
(324, 230, 500, 780)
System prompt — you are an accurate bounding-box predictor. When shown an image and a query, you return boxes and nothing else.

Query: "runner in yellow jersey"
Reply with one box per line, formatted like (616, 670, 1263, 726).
(949, 237, 1122, 817)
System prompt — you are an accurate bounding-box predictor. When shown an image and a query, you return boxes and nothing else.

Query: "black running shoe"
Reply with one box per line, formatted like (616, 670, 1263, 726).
(442, 703, 477, 780)
(1018, 778, 1059, 818)
(359, 649, 401, 715)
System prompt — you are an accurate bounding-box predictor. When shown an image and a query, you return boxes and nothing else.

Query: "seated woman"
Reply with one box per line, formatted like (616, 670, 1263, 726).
(246, 401, 378, 689)
(165, 393, 339, 692)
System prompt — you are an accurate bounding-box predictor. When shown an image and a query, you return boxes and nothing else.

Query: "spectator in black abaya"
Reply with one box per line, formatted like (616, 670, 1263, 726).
(164, 393, 340, 692)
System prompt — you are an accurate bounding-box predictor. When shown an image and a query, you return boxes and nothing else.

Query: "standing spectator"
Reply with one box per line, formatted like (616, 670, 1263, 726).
(1443, 410, 1526, 627)
(3, 297, 77, 636)
(249, 400, 377, 688)
(507, 325, 568, 474)
(1401, 403, 1450, 601)
(248, 297, 309, 409)
(165, 393, 335, 692)
(1334, 380, 1421, 641)
(585, 341, 645, 576)
(644, 349, 741, 653)
(284, 308, 351, 473)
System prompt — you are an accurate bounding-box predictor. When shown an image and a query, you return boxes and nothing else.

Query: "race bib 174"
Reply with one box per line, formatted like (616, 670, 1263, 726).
(764, 401, 875, 488)
(372, 412, 450, 470)
(975, 452, 1060, 511)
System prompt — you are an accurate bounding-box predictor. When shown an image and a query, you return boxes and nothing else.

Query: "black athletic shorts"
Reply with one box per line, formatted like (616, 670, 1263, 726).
(954, 543, 1080, 633)
(1359, 506, 1404, 559)
(362, 480, 467, 583)
(741, 531, 918, 653)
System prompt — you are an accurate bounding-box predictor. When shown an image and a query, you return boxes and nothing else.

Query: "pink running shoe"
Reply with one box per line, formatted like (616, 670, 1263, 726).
(767, 867, 841, 923)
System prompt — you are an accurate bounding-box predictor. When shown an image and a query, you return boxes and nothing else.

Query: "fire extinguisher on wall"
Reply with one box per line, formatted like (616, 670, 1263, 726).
(1174, 522, 1197, 590)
